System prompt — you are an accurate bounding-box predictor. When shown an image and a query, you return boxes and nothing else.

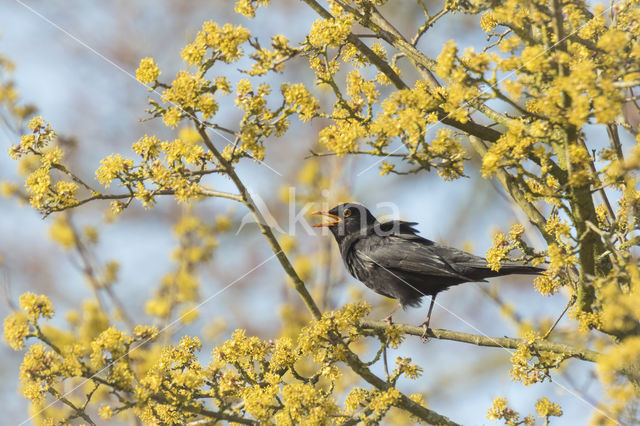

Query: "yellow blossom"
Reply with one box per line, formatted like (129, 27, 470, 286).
(132, 134, 162, 160)
(282, 83, 319, 121)
(436, 40, 458, 78)
(3, 311, 31, 350)
(19, 343, 62, 402)
(28, 116, 44, 131)
(136, 57, 161, 84)
(308, 15, 353, 49)
(535, 397, 563, 418)
(98, 405, 114, 420)
(48, 214, 75, 250)
(95, 154, 134, 187)
(19, 292, 54, 323)
(486, 232, 509, 271)
(234, 0, 270, 18)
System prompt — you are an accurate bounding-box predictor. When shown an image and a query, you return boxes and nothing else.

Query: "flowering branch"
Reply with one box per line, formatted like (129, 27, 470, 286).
(340, 345, 461, 425)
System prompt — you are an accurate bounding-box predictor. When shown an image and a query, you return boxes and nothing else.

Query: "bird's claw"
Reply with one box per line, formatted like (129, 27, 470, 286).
(384, 315, 393, 326)
(420, 321, 431, 343)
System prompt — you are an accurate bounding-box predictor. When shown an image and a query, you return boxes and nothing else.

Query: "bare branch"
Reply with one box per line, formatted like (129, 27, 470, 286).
(360, 320, 600, 362)
(412, 9, 448, 47)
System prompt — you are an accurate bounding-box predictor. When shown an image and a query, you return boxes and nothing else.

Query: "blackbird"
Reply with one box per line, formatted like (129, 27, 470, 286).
(313, 203, 543, 335)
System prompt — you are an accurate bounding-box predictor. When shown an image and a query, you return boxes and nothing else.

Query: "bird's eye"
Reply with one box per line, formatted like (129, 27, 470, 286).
(343, 208, 352, 217)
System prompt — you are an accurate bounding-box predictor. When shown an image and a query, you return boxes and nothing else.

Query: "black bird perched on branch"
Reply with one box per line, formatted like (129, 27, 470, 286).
(313, 203, 543, 336)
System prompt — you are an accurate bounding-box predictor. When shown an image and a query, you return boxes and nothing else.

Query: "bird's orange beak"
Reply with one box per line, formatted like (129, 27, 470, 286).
(312, 210, 341, 227)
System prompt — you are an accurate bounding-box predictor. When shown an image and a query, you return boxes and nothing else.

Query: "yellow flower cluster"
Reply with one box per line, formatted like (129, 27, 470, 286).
(137, 22, 250, 130)
(308, 55, 341, 81)
(596, 336, 640, 420)
(96, 132, 217, 209)
(308, 13, 353, 49)
(19, 343, 64, 402)
(531, 215, 576, 296)
(91, 327, 136, 390)
(274, 383, 339, 424)
(232, 79, 317, 160)
(95, 154, 133, 188)
(368, 388, 402, 418)
(48, 214, 75, 250)
(429, 128, 466, 180)
(146, 215, 217, 320)
(318, 73, 468, 180)
(346, 70, 379, 108)
(593, 262, 640, 338)
(162, 71, 213, 114)
(535, 397, 563, 418)
(435, 40, 458, 79)
(135, 57, 160, 85)
(509, 332, 566, 386)
(98, 404, 114, 420)
(234, 0, 270, 18)
(182, 21, 250, 66)
(384, 324, 405, 349)
(486, 223, 528, 272)
(136, 336, 204, 424)
(281, 82, 319, 122)
(248, 35, 298, 76)
(318, 119, 366, 156)
(19, 292, 55, 323)
(3, 311, 30, 350)
(0, 282, 468, 424)
(481, 120, 549, 179)
(8, 118, 79, 213)
(532, 273, 561, 297)
(298, 302, 371, 364)
(394, 357, 423, 380)
(487, 396, 533, 425)
(0, 52, 36, 124)
(343, 387, 402, 422)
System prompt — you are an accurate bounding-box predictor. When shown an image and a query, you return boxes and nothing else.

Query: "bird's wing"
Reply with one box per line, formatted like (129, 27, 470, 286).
(355, 235, 477, 282)
(378, 220, 420, 234)
(425, 244, 491, 270)
(378, 220, 435, 243)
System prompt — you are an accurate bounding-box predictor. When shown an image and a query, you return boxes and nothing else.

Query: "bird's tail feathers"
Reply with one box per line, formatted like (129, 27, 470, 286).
(497, 263, 545, 275)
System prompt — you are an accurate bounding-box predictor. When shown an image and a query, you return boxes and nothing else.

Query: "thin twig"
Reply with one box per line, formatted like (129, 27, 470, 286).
(352, 33, 383, 39)
(49, 387, 97, 426)
(306, 150, 406, 159)
(542, 295, 576, 340)
(581, 138, 616, 222)
(382, 342, 390, 382)
(411, 9, 447, 46)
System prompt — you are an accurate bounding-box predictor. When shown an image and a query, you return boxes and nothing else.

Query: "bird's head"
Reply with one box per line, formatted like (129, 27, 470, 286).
(312, 203, 377, 241)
